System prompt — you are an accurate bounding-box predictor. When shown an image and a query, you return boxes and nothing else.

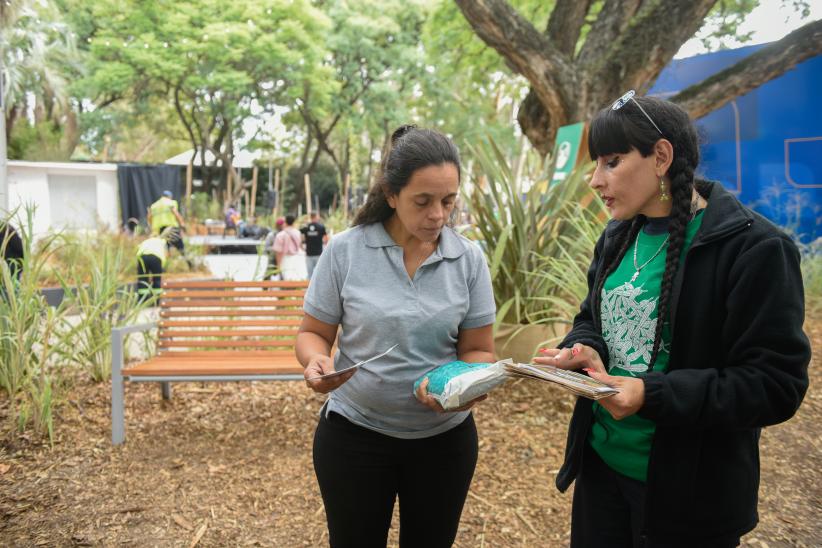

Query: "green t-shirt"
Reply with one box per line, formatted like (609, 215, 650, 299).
(590, 211, 703, 481)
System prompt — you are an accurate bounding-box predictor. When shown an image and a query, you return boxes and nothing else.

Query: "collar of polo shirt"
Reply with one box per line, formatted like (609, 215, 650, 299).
(363, 222, 467, 260)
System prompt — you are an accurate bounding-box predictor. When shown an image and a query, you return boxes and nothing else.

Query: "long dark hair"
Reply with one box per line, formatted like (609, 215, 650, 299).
(588, 96, 700, 370)
(352, 125, 461, 226)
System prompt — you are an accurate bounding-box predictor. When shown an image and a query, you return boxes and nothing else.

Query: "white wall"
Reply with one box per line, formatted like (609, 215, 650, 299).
(6, 161, 119, 235)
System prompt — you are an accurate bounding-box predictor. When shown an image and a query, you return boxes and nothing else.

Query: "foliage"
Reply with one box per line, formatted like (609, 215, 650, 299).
(2, 0, 81, 158)
(78, 0, 332, 194)
(291, 0, 436, 196)
(526, 203, 607, 325)
(189, 192, 223, 222)
(282, 158, 339, 213)
(0, 208, 67, 442)
(8, 121, 68, 161)
(464, 136, 599, 326)
(56, 244, 151, 382)
(800, 240, 822, 317)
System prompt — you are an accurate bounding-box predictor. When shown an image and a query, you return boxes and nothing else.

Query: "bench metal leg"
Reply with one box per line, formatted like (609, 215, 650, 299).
(161, 381, 172, 400)
(112, 330, 126, 445)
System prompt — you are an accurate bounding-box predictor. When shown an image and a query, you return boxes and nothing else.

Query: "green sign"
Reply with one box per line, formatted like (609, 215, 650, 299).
(551, 122, 586, 185)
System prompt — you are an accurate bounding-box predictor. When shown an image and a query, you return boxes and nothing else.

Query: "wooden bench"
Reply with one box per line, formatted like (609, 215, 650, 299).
(111, 279, 308, 445)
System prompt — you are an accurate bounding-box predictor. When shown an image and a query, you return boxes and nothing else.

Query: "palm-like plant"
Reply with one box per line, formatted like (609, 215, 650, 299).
(464, 137, 602, 327)
(1, 0, 79, 145)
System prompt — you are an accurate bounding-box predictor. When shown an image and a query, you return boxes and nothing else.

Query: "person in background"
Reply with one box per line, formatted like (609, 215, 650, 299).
(533, 91, 810, 547)
(224, 204, 241, 237)
(272, 215, 303, 280)
(263, 217, 285, 279)
(0, 221, 24, 282)
(135, 231, 170, 303)
(147, 190, 191, 268)
(300, 211, 328, 280)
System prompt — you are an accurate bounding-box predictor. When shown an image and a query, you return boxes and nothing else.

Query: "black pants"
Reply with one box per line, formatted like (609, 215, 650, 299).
(313, 411, 478, 548)
(571, 444, 740, 548)
(136, 254, 162, 301)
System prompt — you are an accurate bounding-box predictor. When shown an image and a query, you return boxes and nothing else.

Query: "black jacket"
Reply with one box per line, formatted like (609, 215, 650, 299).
(556, 181, 811, 543)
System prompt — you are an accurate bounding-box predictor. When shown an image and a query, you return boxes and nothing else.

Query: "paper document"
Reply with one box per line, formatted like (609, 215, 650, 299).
(307, 344, 399, 381)
(504, 362, 619, 400)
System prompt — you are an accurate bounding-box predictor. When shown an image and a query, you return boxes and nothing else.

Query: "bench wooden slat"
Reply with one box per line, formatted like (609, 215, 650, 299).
(158, 340, 295, 348)
(163, 280, 308, 289)
(162, 290, 306, 298)
(156, 350, 294, 358)
(160, 309, 304, 317)
(123, 356, 304, 376)
(158, 329, 300, 338)
(160, 299, 304, 308)
(160, 319, 302, 328)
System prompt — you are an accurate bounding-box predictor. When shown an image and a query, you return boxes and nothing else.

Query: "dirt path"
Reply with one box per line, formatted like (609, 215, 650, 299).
(1, 319, 819, 547)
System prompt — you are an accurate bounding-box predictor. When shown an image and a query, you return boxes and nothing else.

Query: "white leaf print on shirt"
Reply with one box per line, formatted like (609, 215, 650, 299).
(601, 282, 668, 374)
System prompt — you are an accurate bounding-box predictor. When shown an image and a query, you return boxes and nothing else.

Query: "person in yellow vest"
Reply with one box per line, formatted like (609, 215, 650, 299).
(136, 232, 169, 303)
(146, 190, 191, 268)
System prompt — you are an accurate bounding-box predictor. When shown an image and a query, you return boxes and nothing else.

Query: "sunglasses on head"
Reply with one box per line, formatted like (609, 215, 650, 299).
(611, 90, 665, 138)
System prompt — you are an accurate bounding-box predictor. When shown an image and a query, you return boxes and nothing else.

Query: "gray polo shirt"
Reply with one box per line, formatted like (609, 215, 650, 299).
(303, 222, 496, 439)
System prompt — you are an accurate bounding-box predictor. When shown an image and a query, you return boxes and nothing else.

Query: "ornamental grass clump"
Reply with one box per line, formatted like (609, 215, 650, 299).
(0, 207, 66, 442)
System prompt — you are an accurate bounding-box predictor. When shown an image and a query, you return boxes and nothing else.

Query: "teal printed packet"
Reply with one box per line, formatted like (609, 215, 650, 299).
(414, 359, 511, 410)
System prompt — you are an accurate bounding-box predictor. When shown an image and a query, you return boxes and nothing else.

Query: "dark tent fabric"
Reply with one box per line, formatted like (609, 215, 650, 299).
(117, 164, 182, 229)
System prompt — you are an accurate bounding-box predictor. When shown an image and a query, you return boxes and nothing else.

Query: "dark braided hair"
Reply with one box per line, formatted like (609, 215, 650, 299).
(588, 96, 700, 370)
(352, 125, 461, 226)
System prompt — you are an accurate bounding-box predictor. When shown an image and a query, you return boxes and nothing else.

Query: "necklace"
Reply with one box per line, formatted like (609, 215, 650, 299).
(631, 233, 669, 283)
(408, 241, 436, 278)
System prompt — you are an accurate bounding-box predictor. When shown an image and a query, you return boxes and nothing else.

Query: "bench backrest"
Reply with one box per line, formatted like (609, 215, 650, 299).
(158, 279, 309, 358)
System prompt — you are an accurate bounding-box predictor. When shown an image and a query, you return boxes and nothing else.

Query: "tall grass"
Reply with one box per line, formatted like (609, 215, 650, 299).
(56, 243, 151, 382)
(0, 207, 66, 442)
(800, 240, 822, 318)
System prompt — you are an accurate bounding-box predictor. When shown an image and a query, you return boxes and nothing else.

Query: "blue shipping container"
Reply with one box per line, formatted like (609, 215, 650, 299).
(651, 45, 822, 242)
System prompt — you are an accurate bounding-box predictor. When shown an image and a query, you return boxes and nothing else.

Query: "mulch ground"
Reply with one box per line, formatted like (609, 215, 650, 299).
(1, 318, 819, 547)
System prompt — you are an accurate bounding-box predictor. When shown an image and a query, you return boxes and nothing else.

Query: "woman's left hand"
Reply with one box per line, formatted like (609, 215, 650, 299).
(414, 377, 488, 413)
(586, 369, 645, 420)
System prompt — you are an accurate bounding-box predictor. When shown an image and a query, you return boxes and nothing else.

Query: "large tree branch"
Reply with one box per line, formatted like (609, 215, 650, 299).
(673, 18, 822, 119)
(454, 0, 577, 121)
(576, 0, 642, 67)
(546, 0, 592, 56)
(585, 0, 717, 111)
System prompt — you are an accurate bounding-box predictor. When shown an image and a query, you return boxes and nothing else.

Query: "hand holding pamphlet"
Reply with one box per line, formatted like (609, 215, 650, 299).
(306, 344, 399, 381)
(503, 362, 618, 400)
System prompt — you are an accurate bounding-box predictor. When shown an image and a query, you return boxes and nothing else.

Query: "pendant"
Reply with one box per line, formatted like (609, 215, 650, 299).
(630, 271, 640, 283)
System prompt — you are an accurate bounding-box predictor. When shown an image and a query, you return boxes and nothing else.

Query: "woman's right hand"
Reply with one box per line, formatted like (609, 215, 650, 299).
(532, 343, 606, 374)
(304, 355, 356, 394)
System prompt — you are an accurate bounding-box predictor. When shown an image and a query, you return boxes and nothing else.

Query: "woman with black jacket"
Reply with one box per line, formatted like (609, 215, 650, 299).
(533, 91, 811, 547)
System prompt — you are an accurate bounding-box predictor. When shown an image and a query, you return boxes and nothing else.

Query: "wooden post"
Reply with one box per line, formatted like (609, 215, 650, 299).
(250, 165, 259, 218)
(274, 168, 280, 217)
(185, 159, 193, 217)
(304, 173, 312, 217)
(343, 172, 350, 219)
(226, 164, 233, 206)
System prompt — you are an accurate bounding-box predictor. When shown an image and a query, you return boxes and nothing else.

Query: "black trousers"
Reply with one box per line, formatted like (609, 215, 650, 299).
(136, 254, 162, 300)
(313, 410, 478, 548)
(571, 443, 740, 548)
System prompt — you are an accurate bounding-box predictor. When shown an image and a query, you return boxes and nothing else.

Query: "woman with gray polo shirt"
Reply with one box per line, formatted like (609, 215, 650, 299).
(296, 126, 496, 547)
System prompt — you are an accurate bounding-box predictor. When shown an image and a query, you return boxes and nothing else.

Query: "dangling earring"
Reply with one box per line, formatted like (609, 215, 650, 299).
(659, 178, 670, 201)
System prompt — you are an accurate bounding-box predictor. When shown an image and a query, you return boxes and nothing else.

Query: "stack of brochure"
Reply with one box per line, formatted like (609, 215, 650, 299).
(504, 362, 619, 400)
